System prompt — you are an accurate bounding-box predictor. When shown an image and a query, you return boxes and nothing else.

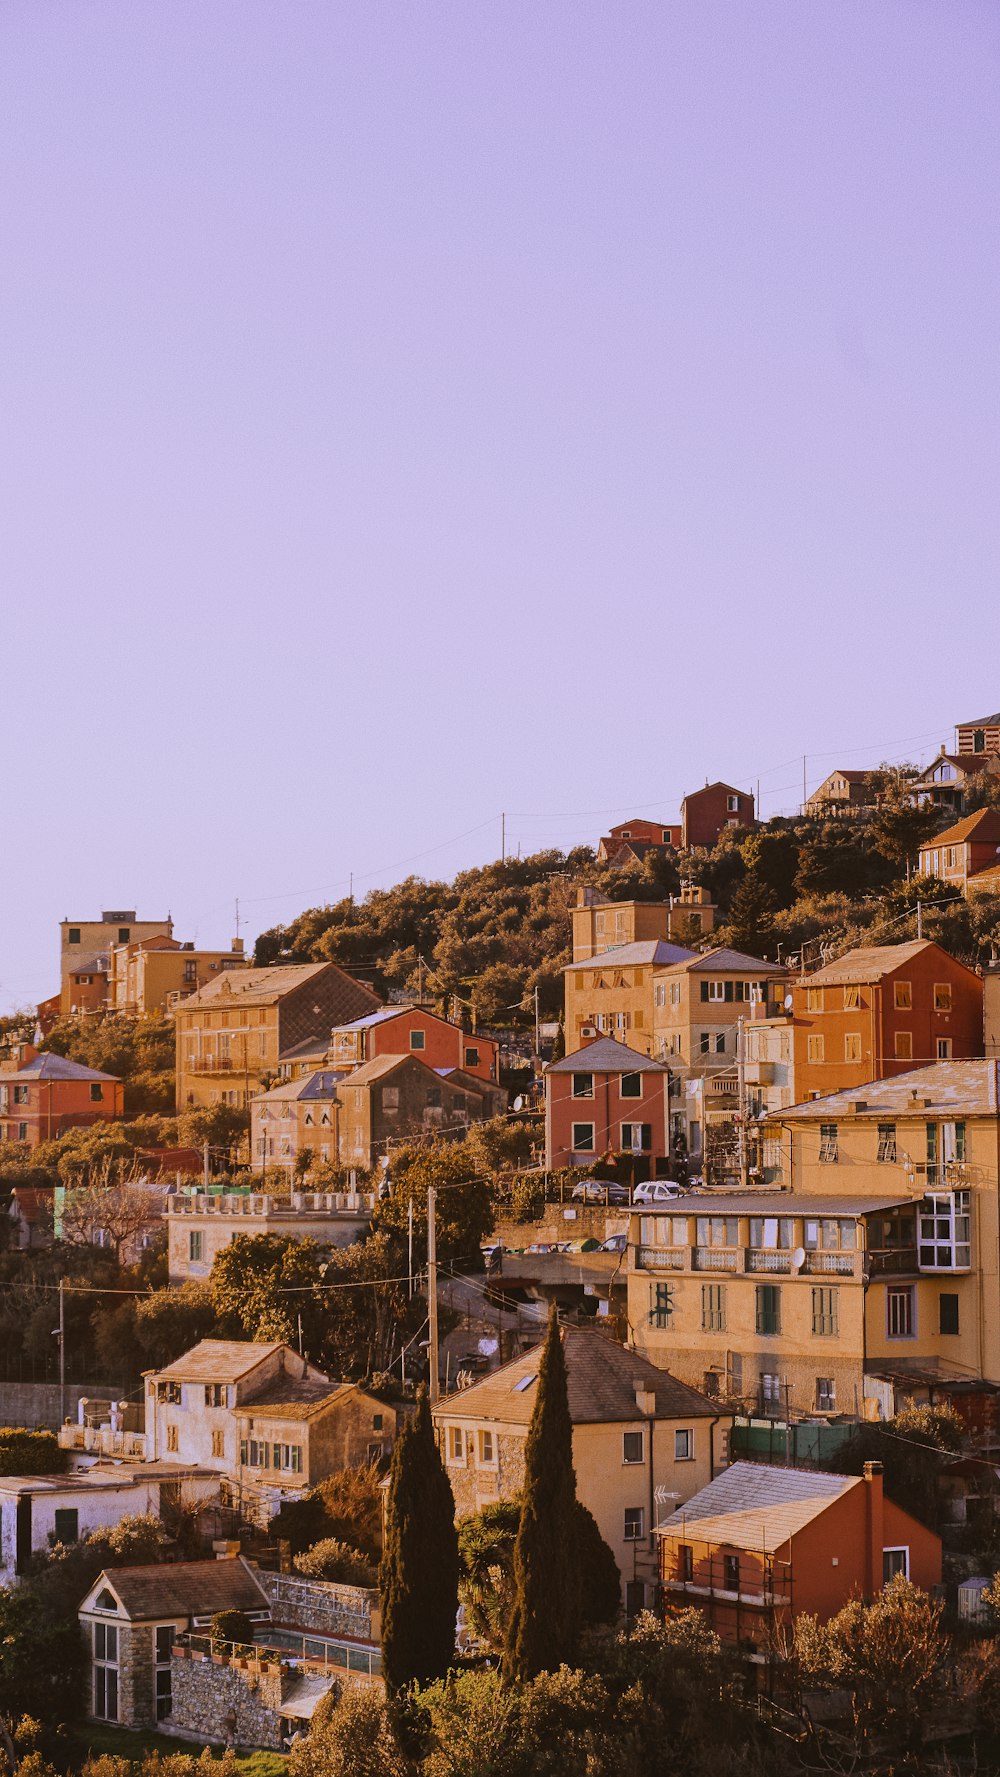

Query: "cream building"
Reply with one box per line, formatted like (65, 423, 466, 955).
(165, 1186, 374, 1284)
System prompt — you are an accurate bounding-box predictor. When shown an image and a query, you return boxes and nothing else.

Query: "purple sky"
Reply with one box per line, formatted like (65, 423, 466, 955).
(1, 2, 998, 1010)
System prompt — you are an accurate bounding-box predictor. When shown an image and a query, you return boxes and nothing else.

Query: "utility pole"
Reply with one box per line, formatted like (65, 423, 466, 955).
(58, 1277, 66, 1425)
(737, 1016, 749, 1190)
(203, 1142, 210, 1192)
(802, 756, 807, 812)
(408, 1196, 414, 1298)
(427, 1186, 439, 1403)
(534, 985, 540, 1059)
(501, 812, 505, 864)
(917, 900, 923, 939)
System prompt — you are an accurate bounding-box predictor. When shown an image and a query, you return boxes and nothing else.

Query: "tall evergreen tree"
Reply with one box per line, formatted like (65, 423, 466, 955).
(504, 1305, 580, 1681)
(380, 1386, 459, 1692)
(551, 1016, 566, 1062)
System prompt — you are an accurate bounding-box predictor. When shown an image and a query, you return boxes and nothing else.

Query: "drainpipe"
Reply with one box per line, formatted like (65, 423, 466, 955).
(863, 1460, 884, 1596)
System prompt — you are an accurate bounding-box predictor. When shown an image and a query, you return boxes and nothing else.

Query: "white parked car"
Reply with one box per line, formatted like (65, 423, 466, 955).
(632, 1181, 684, 1205)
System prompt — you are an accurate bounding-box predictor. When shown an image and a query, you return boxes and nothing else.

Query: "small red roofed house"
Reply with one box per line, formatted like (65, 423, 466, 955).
(597, 819, 682, 864)
(545, 1035, 670, 1172)
(918, 808, 1000, 895)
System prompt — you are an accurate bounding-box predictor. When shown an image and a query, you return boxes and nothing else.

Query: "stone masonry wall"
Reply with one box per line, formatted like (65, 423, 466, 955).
(252, 1568, 379, 1642)
(168, 1653, 288, 1751)
(118, 1621, 156, 1730)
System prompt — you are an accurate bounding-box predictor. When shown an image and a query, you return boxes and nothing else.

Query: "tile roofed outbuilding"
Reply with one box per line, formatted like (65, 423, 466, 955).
(781, 1059, 1000, 1118)
(439, 1326, 718, 1426)
(546, 1035, 667, 1074)
(88, 1556, 267, 1621)
(561, 940, 696, 973)
(657, 1461, 857, 1552)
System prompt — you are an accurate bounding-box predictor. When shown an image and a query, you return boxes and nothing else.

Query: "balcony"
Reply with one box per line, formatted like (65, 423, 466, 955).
(693, 1246, 741, 1272)
(746, 1250, 791, 1274)
(743, 1060, 777, 1085)
(184, 1057, 247, 1075)
(167, 1190, 375, 1218)
(637, 1245, 686, 1271)
(58, 1424, 148, 1458)
(805, 1250, 857, 1276)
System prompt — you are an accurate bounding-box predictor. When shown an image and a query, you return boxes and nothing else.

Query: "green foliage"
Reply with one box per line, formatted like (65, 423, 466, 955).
(292, 1537, 376, 1585)
(27, 1514, 169, 1618)
(0, 1587, 85, 1723)
(793, 1574, 947, 1752)
(459, 1496, 619, 1650)
(40, 1015, 175, 1117)
(373, 1142, 496, 1265)
(831, 1400, 962, 1526)
(289, 1684, 411, 1777)
(211, 1609, 254, 1649)
(380, 1389, 459, 1692)
(271, 1462, 384, 1560)
(132, 1283, 218, 1368)
(504, 1308, 579, 1681)
(0, 1428, 66, 1477)
(574, 1502, 622, 1627)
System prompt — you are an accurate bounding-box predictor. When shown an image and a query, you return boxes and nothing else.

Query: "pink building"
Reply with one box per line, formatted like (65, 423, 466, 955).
(544, 1035, 670, 1174)
(0, 1049, 124, 1147)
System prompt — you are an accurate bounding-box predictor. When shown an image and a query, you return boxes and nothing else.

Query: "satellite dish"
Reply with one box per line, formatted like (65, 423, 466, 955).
(513, 1095, 524, 1111)
(783, 994, 793, 1011)
(791, 1246, 806, 1273)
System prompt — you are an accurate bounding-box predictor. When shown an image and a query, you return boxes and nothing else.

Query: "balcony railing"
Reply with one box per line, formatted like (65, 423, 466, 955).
(805, 1250, 856, 1276)
(867, 1246, 919, 1276)
(167, 1190, 375, 1218)
(637, 1245, 686, 1270)
(58, 1424, 148, 1458)
(693, 1246, 741, 1272)
(746, 1250, 791, 1273)
(184, 1056, 247, 1074)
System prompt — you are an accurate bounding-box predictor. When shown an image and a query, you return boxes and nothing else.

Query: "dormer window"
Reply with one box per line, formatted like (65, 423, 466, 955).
(95, 1588, 117, 1612)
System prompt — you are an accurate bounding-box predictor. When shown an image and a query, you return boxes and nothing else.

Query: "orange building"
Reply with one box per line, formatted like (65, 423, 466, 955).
(327, 1006, 499, 1084)
(657, 1460, 941, 1647)
(918, 808, 1000, 895)
(791, 941, 983, 1101)
(0, 1050, 124, 1147)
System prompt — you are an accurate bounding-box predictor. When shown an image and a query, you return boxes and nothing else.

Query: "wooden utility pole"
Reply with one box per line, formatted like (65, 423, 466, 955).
(427, 1186, 439, 1402)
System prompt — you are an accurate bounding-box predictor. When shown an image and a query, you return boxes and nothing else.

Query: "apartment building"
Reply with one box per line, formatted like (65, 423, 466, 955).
(570, 888, 715, 964)
(918, 808, 1000, 896)
(681, 783, 754, 850)
(327, 1005, 499, 1084)
(432, 1326, 728, 1614)
(108, 937, 247, 1015)
(60, 912, 173, 1016)
(791, 941, 983, 1099)
(174, 963, 381, 1110)
(629, 1060, 1000, 1415)
(0, 1050, 123, 1147)
(544, 1036, 670, 1171)
(332, 1054, 505, 1167)
(165, 1186, 375, 1283)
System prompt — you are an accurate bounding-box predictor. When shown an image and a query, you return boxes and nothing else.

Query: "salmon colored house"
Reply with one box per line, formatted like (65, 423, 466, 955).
(681, 783, 755, 850)
(0, 1050, 124, 1147)
(918, 808, 1000, 896)
(792, 940, 983, 1101)
(544, 1035, 670, 1173)
(658, 1460, 941, 1647)
(327, 1006, 499, 1085)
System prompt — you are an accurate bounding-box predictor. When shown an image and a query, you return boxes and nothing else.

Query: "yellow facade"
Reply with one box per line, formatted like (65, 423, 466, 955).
(108, 940, 246, 1015)
(59, 912, 173, 1014)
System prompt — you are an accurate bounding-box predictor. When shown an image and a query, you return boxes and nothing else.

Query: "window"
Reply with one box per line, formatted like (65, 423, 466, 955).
(189, 1231, 203, 1263)
(723, 1554, 740, 1592)
(756, 1284, 781, 1335)
(623, 1431, 644, 1464)
(679, 1544, 693, 1581)
(706, 981, 725, 1001)
(68, 928, 81, 944)
(934, 983, 952, 1012)
(842, 985, 860, 1010)
(478, 1430, 495, 1465)
(940, 1293, 960, 1335)
(117, 928, 130, 943)
(727, 794, 739, 813)
(93, 1621, 119, 1721)
(877, 1123, 897, 1163)
(937, 1038, 953, 1060)
(289, 1446, 303, 1473)
(761, 1371, 781, 1410)
(620, 1072, 642, 1099)
(409, 1030, 426, 1051)
(670, 982, 681, 1006)
(205, 1384, 225, 1406)
(816, 1378, 835, 1411)
(893, 1031, 912, 1060)
(154, 1625, 175, 1719)
(89, 1082, 104, 1102)
(918, 1191, 971, 1269)
(166, 1425, 178, 1452)
(811, 1286, 839, 1337)
(674, 1429, 693, 1461)
(447, 1426, 464, 1462)
(807, 1035, 825, 1063)
(654, 982, 666, 1008)
(621, 1122, 652, 1152)
(572, 1073, 594, 1099)
(13, 1085, 28, 1106)
(373, 1413, 384, 1431)
(806, 988, 823, 1013)
(893, 981, 912, 1010)
(16, 1124, 27, 1142)
(701, 1284, 726, 1332)
(887, 1286, 914, 1338)
(212, 1429, 225, 1459)
(426, 1087, 441, 1108)
(974, 728, 986, 753)
(54, 1507, 79, 1543)
(650, 1283, 674, 1329)
(819, 1124, 839, 1164)
(572, 1123, 595, 1152)
(624, 1507, 644, 1541)
(883, 1547, 909, 1583)
(844, 1034, 862, 1063)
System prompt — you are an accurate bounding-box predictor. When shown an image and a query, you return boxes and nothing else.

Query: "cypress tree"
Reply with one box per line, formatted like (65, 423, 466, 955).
(551, 1017, 566, 1062)
(379, 1386, 459, 1692)
(504, 1305, 580, 1681)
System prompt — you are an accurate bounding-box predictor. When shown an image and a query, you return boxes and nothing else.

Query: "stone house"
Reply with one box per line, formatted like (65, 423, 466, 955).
(79, 1557, 380, 1743)
(431, 1325, 729, 1615)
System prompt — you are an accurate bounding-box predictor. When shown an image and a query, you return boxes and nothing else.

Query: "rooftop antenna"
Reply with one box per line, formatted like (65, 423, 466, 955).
(235, 897, 242, 942)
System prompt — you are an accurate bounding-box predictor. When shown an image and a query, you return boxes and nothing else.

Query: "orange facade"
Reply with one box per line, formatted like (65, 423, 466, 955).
(328, 1007, 499, 1084)
(0, 1062, 124, 1147)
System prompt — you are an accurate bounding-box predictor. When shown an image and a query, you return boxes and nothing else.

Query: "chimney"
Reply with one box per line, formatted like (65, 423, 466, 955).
(863, 1461, 884, 1595)
(634, 1384, 657, 1416)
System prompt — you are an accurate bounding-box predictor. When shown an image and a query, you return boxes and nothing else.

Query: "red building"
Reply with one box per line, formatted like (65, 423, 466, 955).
(681, 782, 755, 850)
(597, 818, 681, 861)
(918, 807, 1000, 894)
(792, 939, 983, 1100)
(658, 1460, 941, 1648)
(0, 1049, 124, 1147)
(327, 1005, 499, 1084)
(544, 1035, 669, 1172)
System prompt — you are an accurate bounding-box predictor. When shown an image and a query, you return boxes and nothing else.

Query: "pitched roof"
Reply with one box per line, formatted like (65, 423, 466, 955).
(645, 1190, 913, 1217)
(958, 711, 1000, 729)
(179, 962, 342, 1010)
(278, 1035, 330, 1063)
(151, 1339, 288, 1382)
(83, 1557, 267, 1621)
(562, 940, 697, 973)
(331, 1006, 430, 1033)
(780, 1060, 1000, 1119)
(11, 1053, 119, 1083)
(253, 1070, 344, 1104)
(682, 782, 748, 803)
(432, 1326, 718, 1427)
(239, 1377, 359, 1420)
(911, 753, 993, 782)
(67, 953, 110, 975)
(546, 1035, 667, 1075)
(797, 939, 958, 987)
(920, 808, 1000, 849)
(811, 769, 869, 786)
(663, 946, 785, 975)
(658, 1462, 857, 1552)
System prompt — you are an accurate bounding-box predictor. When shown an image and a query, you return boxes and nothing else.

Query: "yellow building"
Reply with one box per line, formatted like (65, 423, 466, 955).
(431, 1325, 730, 1614)
(107, 937, 247, 1015)
(629, 1060, 1000, 1415)
(174, 962, 381, 1111)
(59, 910, 173, 1015)
(570, 887, 716, 963)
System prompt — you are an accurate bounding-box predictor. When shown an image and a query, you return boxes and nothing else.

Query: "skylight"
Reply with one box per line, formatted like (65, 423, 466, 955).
(513, 1374, 537, 1393)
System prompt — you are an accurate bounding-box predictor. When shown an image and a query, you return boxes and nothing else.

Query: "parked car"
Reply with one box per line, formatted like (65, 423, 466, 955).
(632, 1180, 684, 1205)
(571, 1179, 630, 1206)
(599, 1232, 628, 1253)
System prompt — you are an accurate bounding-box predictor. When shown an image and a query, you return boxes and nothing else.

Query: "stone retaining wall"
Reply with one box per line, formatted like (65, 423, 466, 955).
(253, 1567, 380, 1642)
(168, 1653, 289, 1750)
